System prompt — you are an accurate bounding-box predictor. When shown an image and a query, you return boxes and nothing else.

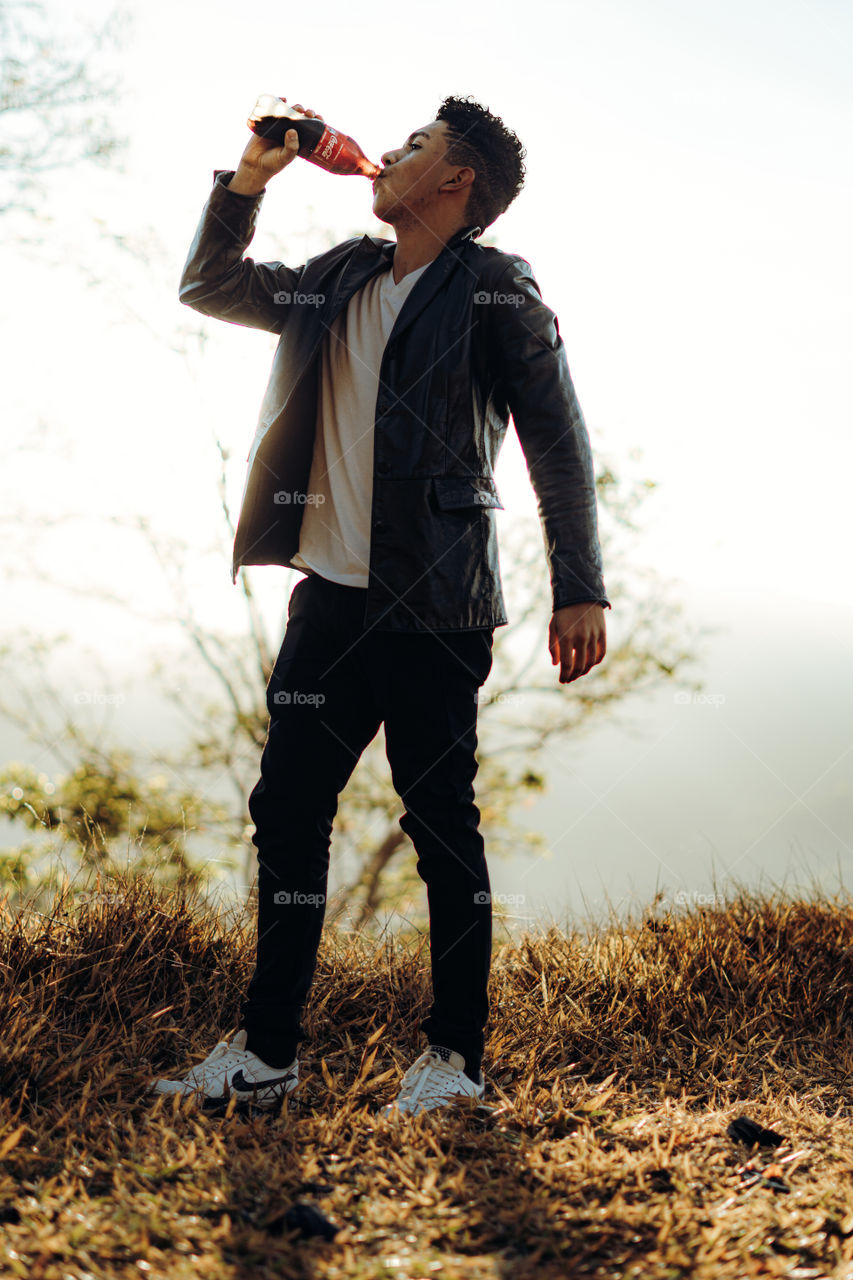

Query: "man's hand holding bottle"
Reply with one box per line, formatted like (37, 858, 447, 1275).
(228, 102, 324, 196)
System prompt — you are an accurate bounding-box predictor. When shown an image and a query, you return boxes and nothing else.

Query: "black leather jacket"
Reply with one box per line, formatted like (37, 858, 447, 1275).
(179, 169, 611, 631)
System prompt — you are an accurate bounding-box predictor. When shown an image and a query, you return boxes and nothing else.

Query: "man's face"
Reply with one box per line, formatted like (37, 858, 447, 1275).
(372, 120, 464, 228)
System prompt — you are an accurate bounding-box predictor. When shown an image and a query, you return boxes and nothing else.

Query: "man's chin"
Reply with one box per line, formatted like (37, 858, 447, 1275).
(373, 188, 406, 222)
(373, 209, 398, 229)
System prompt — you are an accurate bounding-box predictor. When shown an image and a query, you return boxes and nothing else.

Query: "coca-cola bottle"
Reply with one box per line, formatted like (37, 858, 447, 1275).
(247, 95, 381, 179)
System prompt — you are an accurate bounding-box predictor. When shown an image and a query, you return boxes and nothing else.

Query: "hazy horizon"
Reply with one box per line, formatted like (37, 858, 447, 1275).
(2, 0, 851, 927)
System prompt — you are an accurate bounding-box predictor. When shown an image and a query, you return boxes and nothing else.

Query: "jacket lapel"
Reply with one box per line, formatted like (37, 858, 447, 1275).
(386, 224, 480, 346)
(326, 224, 480, 339)
(326, 235, 394, 322)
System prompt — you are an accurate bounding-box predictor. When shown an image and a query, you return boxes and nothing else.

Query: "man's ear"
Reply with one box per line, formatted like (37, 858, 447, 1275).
(440, 165, 475, 195)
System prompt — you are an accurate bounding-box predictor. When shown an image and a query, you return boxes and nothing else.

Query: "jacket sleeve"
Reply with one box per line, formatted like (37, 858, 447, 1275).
(487, 257, 611, 612)
(178, 169, 306, 334)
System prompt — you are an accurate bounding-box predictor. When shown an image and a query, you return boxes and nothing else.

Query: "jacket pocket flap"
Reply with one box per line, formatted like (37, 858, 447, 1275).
(432, 475, 505, 510)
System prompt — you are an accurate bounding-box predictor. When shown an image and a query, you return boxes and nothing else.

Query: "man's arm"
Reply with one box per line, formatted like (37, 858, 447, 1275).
(178, 171, 306, 334)
(487, 256, 611, 614)
(486, 257, 610, 682)
(179, 106, 317, 334)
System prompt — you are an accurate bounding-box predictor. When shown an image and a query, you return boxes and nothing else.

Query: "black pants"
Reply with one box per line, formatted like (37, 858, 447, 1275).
(238, 572, 495, 1078)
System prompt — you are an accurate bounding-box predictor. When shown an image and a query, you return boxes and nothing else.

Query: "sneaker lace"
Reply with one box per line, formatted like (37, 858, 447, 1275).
(397, 1050, 465, 1106)
(192, 1038, 253, 1079)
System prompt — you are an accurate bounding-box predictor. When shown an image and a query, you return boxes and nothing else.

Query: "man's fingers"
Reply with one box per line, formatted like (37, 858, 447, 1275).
(560, 633, 598, 682)
(548, 622, 559, 665)
(566, 648, 584, 682)
(580, 646, 597, 678)
(560, 638, 580, 683)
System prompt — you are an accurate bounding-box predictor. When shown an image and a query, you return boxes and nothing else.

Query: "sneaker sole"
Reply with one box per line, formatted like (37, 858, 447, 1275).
(380, 1091, 486, 1119)
(149, 1076, 299, 1111)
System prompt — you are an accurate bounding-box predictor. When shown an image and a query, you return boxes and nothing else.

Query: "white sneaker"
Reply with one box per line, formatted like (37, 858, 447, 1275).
(149, 1030, 299, 1110)
(379, 1045, 485, 1118)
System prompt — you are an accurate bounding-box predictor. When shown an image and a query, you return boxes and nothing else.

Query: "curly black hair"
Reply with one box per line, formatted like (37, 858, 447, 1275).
(435, 95, 526, 235)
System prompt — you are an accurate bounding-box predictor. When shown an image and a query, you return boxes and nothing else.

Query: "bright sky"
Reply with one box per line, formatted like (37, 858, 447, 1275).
(3, 0, 852, 918)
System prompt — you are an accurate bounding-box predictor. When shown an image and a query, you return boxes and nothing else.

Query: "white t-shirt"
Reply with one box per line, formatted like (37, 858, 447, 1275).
(290, 256, 433, 587)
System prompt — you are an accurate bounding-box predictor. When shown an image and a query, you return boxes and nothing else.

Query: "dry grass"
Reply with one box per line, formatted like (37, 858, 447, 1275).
(2, 874, 853, 1279)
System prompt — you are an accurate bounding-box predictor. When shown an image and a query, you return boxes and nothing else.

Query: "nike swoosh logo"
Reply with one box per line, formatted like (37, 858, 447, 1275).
(229, 1069, 296, 1094)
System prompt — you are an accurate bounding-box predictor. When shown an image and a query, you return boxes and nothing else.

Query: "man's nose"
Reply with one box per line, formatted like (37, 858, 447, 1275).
(380, 147, 401, 168)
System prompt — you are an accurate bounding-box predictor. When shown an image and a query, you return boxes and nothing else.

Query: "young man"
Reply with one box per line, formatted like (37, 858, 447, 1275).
(151, 96, 610, 1117)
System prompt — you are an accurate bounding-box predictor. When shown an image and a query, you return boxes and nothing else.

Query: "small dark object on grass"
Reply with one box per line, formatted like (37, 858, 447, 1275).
(263, 1199, 341, 1240)
(648, 1167, 675, 1191)
(727, 1115, 784, 1148)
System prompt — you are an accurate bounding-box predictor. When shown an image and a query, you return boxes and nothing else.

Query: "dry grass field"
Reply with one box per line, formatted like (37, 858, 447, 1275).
(2, 875, 853, 1279)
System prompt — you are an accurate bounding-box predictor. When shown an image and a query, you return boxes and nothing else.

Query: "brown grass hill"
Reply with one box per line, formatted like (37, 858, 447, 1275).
(1, 875, 853, 1279)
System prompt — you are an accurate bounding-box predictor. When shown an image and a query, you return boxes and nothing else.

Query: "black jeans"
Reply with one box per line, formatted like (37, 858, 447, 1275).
(238, 572, 495, 1078)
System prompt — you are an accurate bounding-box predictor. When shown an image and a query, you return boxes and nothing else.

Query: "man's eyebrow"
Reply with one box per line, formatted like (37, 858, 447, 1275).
(404, 130, 431, 144)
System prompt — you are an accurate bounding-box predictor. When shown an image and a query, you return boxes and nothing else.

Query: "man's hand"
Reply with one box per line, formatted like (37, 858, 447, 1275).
(228, 102, 324, 195)
(549, 602, 607, 684)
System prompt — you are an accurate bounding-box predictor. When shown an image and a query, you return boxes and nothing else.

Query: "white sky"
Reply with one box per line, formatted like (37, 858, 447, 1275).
(2, 0, 852, 919)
